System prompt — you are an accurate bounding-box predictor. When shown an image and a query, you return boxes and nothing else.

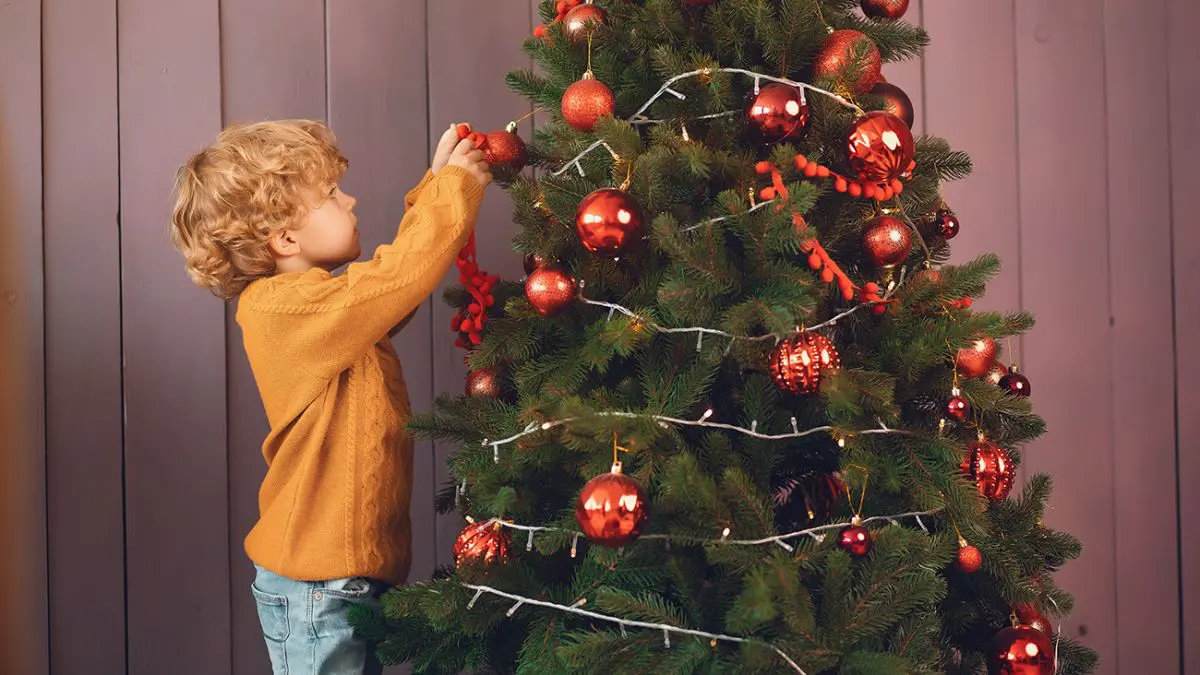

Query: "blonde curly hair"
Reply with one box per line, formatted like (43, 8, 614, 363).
(170, 119, 349, 299)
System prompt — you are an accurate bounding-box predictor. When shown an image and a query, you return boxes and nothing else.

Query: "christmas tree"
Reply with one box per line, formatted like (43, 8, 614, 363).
(357, 1, 1100, 672)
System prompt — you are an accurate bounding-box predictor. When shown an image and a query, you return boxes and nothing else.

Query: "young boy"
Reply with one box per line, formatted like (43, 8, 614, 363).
(170, 119, 490, 674)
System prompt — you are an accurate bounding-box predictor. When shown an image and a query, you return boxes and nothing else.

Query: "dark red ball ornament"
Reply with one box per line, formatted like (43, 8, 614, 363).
(862, 215, 913, 269)
(525, 266, 577, 316)
(453, 519, 511, 569)
(999, 365, 1032, 397)
(986, 625, 1055, 675)
(946, 389, 971, 422)
(861, 0, 910, 20)
(575, 463, 649, 547)
(466, 367, 501, 398)
(961, 439, 1015, 502)
(868, 81, 915, 128)
(575, 188, 644, 257)
(747, 83, 809, 143)
(838, 519, 872, 557)
(563, 2, 607, 42)
(935, 211, 960, 239)
(562, 74, 615, 132)
(847, 111, 915, 183)
(768, 332, 841, 395)
(956, 337, 998, 378)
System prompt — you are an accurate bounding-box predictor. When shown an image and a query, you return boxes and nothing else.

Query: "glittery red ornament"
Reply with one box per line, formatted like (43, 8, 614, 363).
(466, 367, 501, 398)
(999, 365, 1032, 397)
(813, 30, 882, 94)
(861, 0, 910, 19)
(575, 463, 648, 547)
(862, 215, 913, 268)
(575, 188, 644, 256)
(838, 522, 872, 557)
(563, 2, 606, 41)
(956, 337, 998, 378)
(1015, 604, 1054, 637)
(453, 520, 511, 568)
(986, 362, 1008, 386)
(947, 393, 971, 422)
(525, 266, 577, 316)
(768, 332, 841, 395)
(523, 252, 551, 275)
(847, 111, 915, 182)
(961, 439, 1016, 502)
(956, 541, 983, 573)
(481, 127, 528, 172)
(935, 211, 960, 239)
(868, 81, 915, 128)
(986, 625, 1055, 675)
(562, 75, 615, 132)
(747, 83, 810, 143)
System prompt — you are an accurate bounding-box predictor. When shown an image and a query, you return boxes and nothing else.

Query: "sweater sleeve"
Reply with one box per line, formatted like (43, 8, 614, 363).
(404, 170, 436, 211)
(241, 165, 483, 379)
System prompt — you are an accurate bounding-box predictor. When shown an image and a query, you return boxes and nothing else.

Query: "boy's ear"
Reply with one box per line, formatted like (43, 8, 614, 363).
(268, 228, 301, 257)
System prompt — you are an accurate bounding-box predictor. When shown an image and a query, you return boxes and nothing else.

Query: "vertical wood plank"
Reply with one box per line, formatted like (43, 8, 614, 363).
(326, 0, 434, 583)
(41, 1, 126, 673)
(427, 0, 534, 570)
(1102, 0, 1181, 671)
(1013, 1, 1116, 662)
(218, 2, 327, 672)
(1168, 0, 1200, 669)
(118, 0, 230, 672)
(0, 2, 48, 673)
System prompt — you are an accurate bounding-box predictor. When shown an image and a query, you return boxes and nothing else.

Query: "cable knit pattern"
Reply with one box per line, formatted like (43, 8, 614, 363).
(236, 166, 482, 585)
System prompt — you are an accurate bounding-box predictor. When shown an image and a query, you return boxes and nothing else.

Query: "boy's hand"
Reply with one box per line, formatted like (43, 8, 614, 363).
(446, 138, 492, 187)
(431, 124, 461, 174)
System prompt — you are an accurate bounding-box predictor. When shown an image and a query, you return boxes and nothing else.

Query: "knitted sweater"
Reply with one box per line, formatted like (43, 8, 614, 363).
(236, 165, 483, 585)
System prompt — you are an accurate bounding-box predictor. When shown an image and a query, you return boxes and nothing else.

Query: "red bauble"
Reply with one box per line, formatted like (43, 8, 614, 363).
(562, 75, 615, 132)
(523, 252, 551, 275)
(986, 362, 1009, 386)
(847, 111, 915, 182)
(947, 394, 971, 422)
(1014, 604, 1054, 637)
(868, 81, 915, 128)
(813, 30, 882, 94)
(986, 625, 1055, 675)
(453, 520, 511, 569)
(862, 216, 913, 269)
(956, 337, 998, 378)
(838, 523, 872, 557)
(935, 211, 960, 239)
(961, 439, 1016, 502)
(956, 542, 983, 573)
(466, 367, 501, 398)
(861, 0, 910, 20)
(575, 464, 648, 547)
(768, 332, 841, 395)
(525, 266, 577, 316)
(999, 366, 1032, 397)
(563, 2, 607, 41)
(482, 128, 528, 172)
(575, 188, 644, 257)
(747, 84, 809, 143)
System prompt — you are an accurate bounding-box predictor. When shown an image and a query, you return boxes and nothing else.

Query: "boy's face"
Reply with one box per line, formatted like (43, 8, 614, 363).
(294, 183, 361, 270)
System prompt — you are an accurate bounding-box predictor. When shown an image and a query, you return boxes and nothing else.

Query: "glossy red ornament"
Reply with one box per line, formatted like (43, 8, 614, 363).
(525, 266, 577, 316)
(956, 541, 983, 573)
(935, 211, 960, 239)
(523, 252, 551, 275)
(838, 522, 872, 557)
(868, 81, 915, 128)
(986, 362, 1009, 386)
(481, 127, 528, 172)
(768, 332, 841, 395)
(961, 439, 1016, 502)
(861, 0, 910, 19)
(999, 365, 1032, 397)
(847, 111, 915, 182)
(562, 75, 615, 132)
(563, 2, 606, 41)
(747, 84, 810, 143)
(575, 188, 644, 256)
(956, 337, 998, 378)
(862, 216, 913, 268)
(453, 520, 511, 569)
(575, 463, 648, 547)
(946, 393, 970, 422)
(1014, 604, 1054, 637)
(986, 625, 1055, 675)
(814, 30, 882, 94)
(466, 367, 501, 398)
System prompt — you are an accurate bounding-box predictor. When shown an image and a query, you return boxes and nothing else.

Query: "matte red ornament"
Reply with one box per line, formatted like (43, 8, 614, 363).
(575, 463, 648, 547)
(453, 520, 511, 569)
(575, 188, 644, 256)
(482, 126, 528, 172)
(847, 111, 915, 182)
(838, 521, 872, 557)
(768, 332, 841, 395)
(861, 215, 913, 269)
(562, 75, 615, 132)
(986, 625, 1055, 675)
(956, 541, 983, 573)
(525, 266, 577, 316)
(814, 30, 882, 94)
(523, 252, 551, 275)
(956, 337, 998, 378)
(868, 81, 915, 128)
(747, 83, 810, 143)
(1014, 604, 1054, 637)
(961, 439, 1016, 502)
(947, 393, 971, 422)
(466, 367, 501, 398)
(861, 0, 910, 20)
(999, 365, 1032, 397)
(935, 210, 960, 239)
(986, 362, 1009, 386)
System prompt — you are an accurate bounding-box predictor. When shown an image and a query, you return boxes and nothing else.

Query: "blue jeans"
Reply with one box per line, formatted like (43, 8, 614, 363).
(251, 564, 386, 675)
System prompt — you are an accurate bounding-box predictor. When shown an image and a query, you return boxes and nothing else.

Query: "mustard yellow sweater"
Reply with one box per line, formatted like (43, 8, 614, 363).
(236, 165, 483, 585)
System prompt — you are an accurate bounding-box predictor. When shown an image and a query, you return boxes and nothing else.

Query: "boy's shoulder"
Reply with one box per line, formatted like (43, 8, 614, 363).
(238, 269, 339, 313)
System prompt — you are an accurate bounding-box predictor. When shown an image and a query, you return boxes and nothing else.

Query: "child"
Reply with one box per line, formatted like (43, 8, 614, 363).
(170, 119, 490, 675)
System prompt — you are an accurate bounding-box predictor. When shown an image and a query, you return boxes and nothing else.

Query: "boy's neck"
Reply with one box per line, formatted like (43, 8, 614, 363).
(274, 256, 319, 275)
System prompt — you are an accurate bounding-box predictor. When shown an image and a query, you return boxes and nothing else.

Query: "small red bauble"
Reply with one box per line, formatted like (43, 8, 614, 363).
(861, 0, 910, 20)
(956, 337, 998, 378)
(562, 75, 615, 132)
(847, 111, 915, 183)
(453, 520, 511, 569)
(956, 541, 983, 573)
(838, 521, 872, 557)
(986, 362, 1009, 386)
(523, 252, 551, 275)
(466, 367, 501, 398)
(862, 216, 913, 269)
(747, 84, 809, 143)
(999, 365, 1032, 397)
(768, 332, 841, 395)
(563, 2, 606, 41)
(481, 126, 528, 172)
(935, 211, 960, 239)
(814, 30, 882, 94)
(525, 266, 577, 316)
(575, 188, 644, 257)
(947, 392, 971, 422)
(986, 625, 1055, 675)
(575, 463, 649, 547)
(867, 81, 915, 129)
(961, 439, 1015, 502)
(1014, 604, 1054, 637)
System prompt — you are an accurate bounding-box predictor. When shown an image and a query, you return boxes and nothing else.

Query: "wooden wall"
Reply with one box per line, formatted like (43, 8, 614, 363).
(1, 1, 1196, 673)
